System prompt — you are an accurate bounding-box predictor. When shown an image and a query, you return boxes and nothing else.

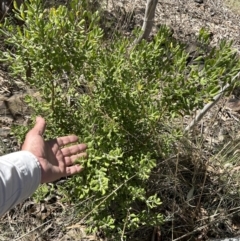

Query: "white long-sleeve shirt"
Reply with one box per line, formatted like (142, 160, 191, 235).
(0, 151, 41, 216)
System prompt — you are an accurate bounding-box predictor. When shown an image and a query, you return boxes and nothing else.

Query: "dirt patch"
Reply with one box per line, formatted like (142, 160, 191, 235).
(224, 0, 240, 15)
(104, 0, 240, 52)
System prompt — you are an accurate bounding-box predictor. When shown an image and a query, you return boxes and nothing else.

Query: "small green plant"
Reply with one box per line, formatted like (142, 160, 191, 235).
(1, 0, 240, 239)
(32, 184, 51, 203)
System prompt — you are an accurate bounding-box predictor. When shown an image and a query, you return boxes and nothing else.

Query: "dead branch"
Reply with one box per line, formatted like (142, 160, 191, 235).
(184, 72, 240, 133)
(131, 0, 158, 46)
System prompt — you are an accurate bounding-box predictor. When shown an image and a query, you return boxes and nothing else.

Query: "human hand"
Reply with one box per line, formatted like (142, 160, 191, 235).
(21, 116, 87, 183)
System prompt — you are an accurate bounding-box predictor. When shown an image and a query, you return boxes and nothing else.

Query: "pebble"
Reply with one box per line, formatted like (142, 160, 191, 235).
(0, 127, 11, 137)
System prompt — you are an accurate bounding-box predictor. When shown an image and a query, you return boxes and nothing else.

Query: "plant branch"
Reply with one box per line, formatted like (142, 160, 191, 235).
(184, 72, 240, 133)
(131, 0, 158, 47)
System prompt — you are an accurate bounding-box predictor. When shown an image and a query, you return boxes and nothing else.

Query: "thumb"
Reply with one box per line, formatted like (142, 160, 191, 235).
(30, 116, 46, 136)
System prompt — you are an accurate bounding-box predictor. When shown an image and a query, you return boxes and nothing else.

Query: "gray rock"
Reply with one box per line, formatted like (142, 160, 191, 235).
(0, 127, 11, 138)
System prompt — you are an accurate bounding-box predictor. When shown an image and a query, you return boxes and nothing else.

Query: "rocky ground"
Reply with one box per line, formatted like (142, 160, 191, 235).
(1, 0, 240, 240)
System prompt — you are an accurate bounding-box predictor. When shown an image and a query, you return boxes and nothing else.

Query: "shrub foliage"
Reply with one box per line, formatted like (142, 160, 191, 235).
(1, 0, 240, 238)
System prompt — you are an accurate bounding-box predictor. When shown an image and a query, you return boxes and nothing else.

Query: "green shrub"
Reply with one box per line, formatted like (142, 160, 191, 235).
(1, 0, 240, 238)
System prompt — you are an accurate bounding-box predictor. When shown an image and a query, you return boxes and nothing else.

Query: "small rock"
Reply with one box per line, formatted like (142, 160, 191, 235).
(0, 127, 11, 138)
(226, 99, 240, 113)
(0, 116, 14, 125)
(210, 11, 215, 16)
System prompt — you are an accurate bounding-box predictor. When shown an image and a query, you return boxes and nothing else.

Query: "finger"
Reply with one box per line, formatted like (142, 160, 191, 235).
(65, 165, 83, 176)
(65, 152, 88, 166)
(56, 135, 79, 147)
(30, 116, 46, 136)
(61, 144, 87, 156)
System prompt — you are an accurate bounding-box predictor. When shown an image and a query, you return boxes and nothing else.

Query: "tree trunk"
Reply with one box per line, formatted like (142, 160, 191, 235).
(132, 0, 158, 46)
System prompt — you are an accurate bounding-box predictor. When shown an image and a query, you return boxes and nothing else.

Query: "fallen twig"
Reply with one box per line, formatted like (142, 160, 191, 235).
(184, 72, 240, 133)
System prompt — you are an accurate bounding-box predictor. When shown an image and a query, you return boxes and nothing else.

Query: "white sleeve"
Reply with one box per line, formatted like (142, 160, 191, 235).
(0, 151, 41, 216)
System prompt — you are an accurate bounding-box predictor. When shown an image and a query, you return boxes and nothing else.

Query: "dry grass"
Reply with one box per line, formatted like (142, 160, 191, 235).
(0, 198, 97, 241)
(144, 107, 240, 240)
(224, 0, 240, 14)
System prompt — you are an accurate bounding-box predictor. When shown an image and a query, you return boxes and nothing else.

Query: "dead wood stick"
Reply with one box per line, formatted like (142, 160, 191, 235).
(184, 72, 240, 133)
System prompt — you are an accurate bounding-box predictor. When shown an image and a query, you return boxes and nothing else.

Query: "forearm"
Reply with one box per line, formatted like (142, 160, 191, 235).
(0, 151, 41, 216)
